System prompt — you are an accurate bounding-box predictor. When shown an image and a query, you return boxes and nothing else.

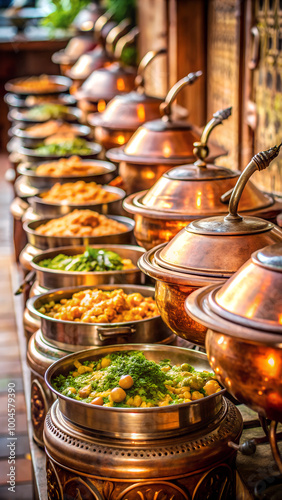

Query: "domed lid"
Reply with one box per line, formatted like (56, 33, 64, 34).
(207, 243, 282, 333)
(52, 36, 96, 65)
(153, 144, 282, 279)
(123, 108, 275, 218)
(106, 71, 217, 165)
(88, 49, 166, 130)
(67, 46, 113, 81)
(75, 27, 138, 101)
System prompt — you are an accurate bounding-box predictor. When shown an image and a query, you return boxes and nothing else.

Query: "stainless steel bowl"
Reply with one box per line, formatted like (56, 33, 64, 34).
(4, 92, 76, 109)
(5, 75, 72, 96)
(17, 141, 102, 162)
(27, 186, 126, 218)
(30, 244, 146, 289)
(27, 284, 174, 348)
(10, 123, 91, 148)
(45, 344, 225, 439)
(23, 215, 135, 251)
(8, 107, 82, 126)
(17, 160, 116, 189)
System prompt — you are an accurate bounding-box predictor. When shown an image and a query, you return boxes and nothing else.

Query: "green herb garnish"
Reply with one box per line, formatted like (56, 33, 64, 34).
(38, 247, 125, 272)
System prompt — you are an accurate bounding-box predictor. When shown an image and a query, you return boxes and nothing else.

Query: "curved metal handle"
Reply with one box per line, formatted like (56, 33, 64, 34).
(10, 197, 29, 220)
(135, 48, 167, 90)
(160, 71, 202, 120)
(14, 270, 36, 296)
(193, 107, 232, 166)
(249, 26, 260, 70)
(114, 26, 139, 61)
(225, 143, 282, 222)
(97, 326, 135, 342)
(94, 11, 114, 38)
(105, 19, 132, 54)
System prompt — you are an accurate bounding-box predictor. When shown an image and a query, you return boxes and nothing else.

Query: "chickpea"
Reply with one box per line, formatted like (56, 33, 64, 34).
(110, 387, 126, 403)
(191, 391, 204, 401)
(133, 395, 142, 407)
(66, 387, 76, 394)
(77, 365, 92, 374)
(119, 375, 134, 390)
(161, 366, 171, 373)
(101, 357, 111, 369)
(183, 391, 191, 399)
(90, 397, 104, 406)
(181, 363, 190, 371)
(78, 384, 92, 398)
(203, 380, 221, 396)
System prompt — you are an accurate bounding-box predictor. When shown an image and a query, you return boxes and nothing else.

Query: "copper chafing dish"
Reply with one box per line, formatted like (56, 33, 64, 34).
(138, 145, 282, 345)
(124, 108, 282, 249)
(185, 243, 282, 422)
(10, 123, 91, 148)
(4, 75, 72, 97)
(88, 49, 166, 150)
(27, 285, 174, 348)
(17, 158, 116, 189)
(52, 36, 97, 76)
(106, 72, 225, 194)
(74, 27, 138, 120)
(23, 214, 135, 251)
(185, 244, 282, 476)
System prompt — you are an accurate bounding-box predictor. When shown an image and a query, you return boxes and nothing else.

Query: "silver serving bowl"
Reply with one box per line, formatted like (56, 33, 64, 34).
(16, 141, 102, 162)
(8, 107, 82, 126)
(27, 284, 174, 348)
(10, 123, 91, 148)
(5, 75, 72, 96)
(27, 185, 126, 218)
(23, 215, 135, 251)
(17, 160, 116, 189)
(4, 92, 76, 109)
(31, 244, 146, 289)
(45, 344, 225, 439)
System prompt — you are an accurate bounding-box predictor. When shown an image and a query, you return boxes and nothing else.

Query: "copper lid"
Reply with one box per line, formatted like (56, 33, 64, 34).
(67, 47, 113, 81)
(74, 26, 138, 101)
(149, 145, 282, 279)
(206, 243, 282, 333)
(52, 37, 96, 65)
(106, 72, 211, 165)
(124, 108, 274, 218)
(75, 61, 136, 101)
(88, 49, 166, 130)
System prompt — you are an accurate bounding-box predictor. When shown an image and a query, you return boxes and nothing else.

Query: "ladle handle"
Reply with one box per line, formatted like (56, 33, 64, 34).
(105, 19, 132, 54)
(160, 71, 202, 119)
(226, 143, 282, 221)
(114, 26, 140, 61)
(135, 48, 167, 90)
(193, 107, 232, 165)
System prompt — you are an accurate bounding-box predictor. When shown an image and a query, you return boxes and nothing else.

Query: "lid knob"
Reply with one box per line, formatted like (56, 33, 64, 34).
(255, 243, 282, 271)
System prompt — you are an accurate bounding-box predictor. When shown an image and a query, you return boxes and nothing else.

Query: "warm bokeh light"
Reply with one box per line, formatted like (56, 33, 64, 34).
(268, 356, 275, 367)
(97, 100, 106, 113)
(117, 134, 125, 145)
(218, 336, 224, 345)
(81, 21, 94, 31)
(137, 104, 145, 122)
(196, 191, 202, 208)
(117, 78, 125, 91)
(163, 144, 172, 158)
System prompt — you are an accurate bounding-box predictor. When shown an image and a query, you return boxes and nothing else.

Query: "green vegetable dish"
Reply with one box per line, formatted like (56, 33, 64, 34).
(52, 351, 222, 408)
(34, 138, 92, 156)
(26, 104, 69, 120)
(38, 248, 135, 272)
